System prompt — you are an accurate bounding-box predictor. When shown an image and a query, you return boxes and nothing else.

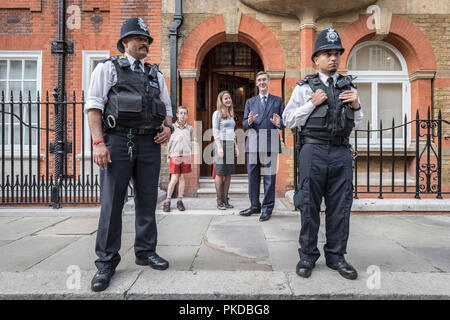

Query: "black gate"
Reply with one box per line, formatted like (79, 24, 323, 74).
(1, 90, 96, 205)
(294, 108, 450, 199)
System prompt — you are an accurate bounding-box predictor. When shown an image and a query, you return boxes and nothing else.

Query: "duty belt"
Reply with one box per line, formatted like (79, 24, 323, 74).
(111, 125, 163, 136)
(302, 136, 349, 147)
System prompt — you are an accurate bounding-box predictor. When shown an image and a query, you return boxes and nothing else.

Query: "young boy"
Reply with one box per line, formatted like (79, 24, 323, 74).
(163, 106, 194, 212)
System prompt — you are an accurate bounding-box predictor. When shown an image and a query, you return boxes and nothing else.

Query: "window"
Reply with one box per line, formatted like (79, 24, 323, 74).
(347, 42, 410, 144)
(0, 51, 42, 149)
(82, 51, 109, 151)
(215, 43, 252, 66)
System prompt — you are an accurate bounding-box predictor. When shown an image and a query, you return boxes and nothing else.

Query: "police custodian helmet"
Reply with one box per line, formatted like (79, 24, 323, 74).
(117, 17, 154, 53)
(311, 28, 345, 62)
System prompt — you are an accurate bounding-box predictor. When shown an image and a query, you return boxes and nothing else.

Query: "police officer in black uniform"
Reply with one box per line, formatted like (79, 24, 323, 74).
(86, 18, 175, 292)
(282, 28, 363, 280)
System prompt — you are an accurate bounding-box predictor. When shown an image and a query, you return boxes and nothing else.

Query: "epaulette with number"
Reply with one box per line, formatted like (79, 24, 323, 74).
(116, 55, 131, 68)
(297, 73, 319, 86)
(100, 55, 131, 68)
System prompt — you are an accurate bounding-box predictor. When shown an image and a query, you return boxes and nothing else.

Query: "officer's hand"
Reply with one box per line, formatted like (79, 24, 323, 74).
(311, 89, 328, 107)
(248, 111, 258, 124)
(154, 126, 171, 144)
(93, 143, 111, 170)
(234, 144, 239, 158)
(339, 90, 359, 108)
(270, 113, 281, 126)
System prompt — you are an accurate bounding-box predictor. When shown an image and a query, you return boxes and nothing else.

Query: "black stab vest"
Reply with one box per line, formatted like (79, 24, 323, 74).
(103, 55, 166, 129)
(299, 73, 356, 140)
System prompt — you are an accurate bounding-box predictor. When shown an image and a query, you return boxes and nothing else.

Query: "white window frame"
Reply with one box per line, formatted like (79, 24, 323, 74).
(0, 50, 42, 154)
(347, 42, 411, 147)
(81, 50, 109, 154)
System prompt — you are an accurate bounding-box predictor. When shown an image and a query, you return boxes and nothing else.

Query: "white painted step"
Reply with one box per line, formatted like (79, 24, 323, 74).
(197, 176, 264, 195)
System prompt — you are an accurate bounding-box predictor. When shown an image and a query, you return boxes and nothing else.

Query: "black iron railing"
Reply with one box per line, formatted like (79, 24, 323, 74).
(0, 90, 101, 205)
(294, 108, 450, 199)
(0, 90, 136, 206)
(2, 90, 449, 205)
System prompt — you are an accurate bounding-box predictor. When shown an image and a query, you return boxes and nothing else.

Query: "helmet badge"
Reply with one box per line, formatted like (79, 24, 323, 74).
(326, 28, 339, 43)
(137, 18, 148, 32)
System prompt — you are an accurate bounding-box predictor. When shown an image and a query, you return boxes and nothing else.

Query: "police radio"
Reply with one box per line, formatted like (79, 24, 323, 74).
(336, 75, 357, 89)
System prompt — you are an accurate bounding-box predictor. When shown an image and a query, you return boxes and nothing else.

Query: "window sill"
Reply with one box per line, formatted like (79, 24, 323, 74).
(353, 146, 416, 157)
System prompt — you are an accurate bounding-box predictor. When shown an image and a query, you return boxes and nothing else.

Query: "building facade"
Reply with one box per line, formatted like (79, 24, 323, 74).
(1, 0, 449, 203)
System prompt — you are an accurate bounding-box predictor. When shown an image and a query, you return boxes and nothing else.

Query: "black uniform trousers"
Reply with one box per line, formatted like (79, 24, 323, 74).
(296, 143, 353, 264)
(95, 131, 161, 271)
(247, 152, 277, 214)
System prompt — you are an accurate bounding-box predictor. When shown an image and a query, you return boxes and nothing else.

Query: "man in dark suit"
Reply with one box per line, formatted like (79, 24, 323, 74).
(239, 71, 285, 222)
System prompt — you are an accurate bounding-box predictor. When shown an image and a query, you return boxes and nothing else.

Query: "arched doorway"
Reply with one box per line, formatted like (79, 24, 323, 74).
(197, 42, 263, 177)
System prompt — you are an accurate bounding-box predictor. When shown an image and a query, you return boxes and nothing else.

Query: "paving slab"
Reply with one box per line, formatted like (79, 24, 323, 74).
(348, 215, 396, 237)
(30, 233, 135, 272)
(157, 215, 212, 246)
(210, 214, 262, 226)
(384, 219, 450, 248)
(0, 235, 79, 271)
(345, 234, 436, 273)
(0, 209, 449, 300)
(0, 217, 22, 225)
(36, 217, 99, 235)
(0, 270, 141, 300)
(0, 207, 100, 217)
(395, 215, 450, 229)
(205, 224, 269, 260)
(0, 217, 69, 241)
(266, 241, 300, 272)
(193, 244, 272, 271)
(287, 271, 450, 299)
(261, 215, 301, 242)
(285, 192, 450, 212)
(406, 247, 450, 272)
(0, 240, 13, 247)
(127, 270, 291, 299)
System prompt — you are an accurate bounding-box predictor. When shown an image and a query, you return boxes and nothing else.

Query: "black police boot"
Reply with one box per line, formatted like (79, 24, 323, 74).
(91, 269, 115, 292)
(326, 260, 358, 280)
(296, 260, 315, 278)
(135, 253, 169, 270)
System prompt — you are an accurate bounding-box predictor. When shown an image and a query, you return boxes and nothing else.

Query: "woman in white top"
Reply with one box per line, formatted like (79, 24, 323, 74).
(212, 91, 239, 210)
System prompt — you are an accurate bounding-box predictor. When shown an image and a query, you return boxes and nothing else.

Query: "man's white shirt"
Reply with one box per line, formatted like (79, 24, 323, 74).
(84, 52, 173, 117)
(282, 72, 363, 129)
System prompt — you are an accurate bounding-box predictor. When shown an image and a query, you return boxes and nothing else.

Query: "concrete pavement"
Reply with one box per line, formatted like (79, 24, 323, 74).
(0, 197, 449, 299)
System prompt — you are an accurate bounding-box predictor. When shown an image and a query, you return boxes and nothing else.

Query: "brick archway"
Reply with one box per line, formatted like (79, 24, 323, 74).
(340, 15, 437, 120)
(178, 14, 286, 196)
(178, 15, 286, 71)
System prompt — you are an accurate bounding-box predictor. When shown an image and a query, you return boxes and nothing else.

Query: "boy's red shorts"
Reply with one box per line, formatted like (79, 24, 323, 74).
(169, 156, 192, 174)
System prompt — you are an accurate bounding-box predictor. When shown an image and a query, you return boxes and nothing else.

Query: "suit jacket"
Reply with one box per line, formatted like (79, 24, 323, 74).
(242, 93, 285, 153)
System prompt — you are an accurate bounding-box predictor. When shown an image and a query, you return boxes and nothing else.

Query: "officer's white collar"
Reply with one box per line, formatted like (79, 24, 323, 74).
(259, 92, 269, 99)
(318, 72, 337, 86)
(124, 52, 145, 69)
